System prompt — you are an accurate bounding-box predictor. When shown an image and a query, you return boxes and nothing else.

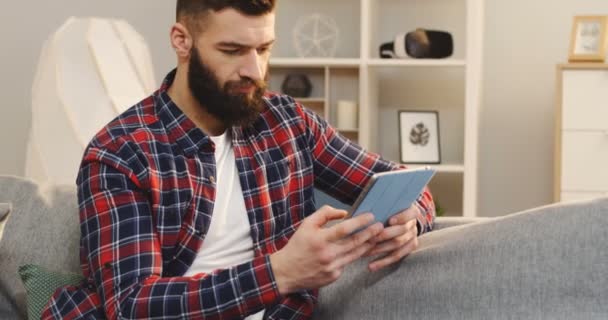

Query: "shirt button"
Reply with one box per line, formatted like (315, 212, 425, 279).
(209, 176, 216, 184)
(104, 262, 112, 269)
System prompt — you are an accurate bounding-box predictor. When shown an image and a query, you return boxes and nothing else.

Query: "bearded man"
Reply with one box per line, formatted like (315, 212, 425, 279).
(42, 1, 435, 319)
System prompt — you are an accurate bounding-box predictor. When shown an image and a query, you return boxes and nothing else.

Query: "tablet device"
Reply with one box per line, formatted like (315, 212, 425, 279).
(348, 167, 436, 225)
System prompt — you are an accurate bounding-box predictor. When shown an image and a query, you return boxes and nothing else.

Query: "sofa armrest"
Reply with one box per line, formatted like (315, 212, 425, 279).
(314, 198, 608, 319)
(0, 203, 10, 243)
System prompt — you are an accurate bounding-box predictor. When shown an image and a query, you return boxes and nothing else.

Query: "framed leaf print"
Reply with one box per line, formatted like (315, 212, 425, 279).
(398, 110, 441, 164)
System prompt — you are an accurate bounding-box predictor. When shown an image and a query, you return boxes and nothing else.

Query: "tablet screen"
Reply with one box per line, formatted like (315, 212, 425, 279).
(349, 167, 436, 224)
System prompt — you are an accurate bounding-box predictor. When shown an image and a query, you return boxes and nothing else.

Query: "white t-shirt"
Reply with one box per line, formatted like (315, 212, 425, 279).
(184, 131, 264, 320)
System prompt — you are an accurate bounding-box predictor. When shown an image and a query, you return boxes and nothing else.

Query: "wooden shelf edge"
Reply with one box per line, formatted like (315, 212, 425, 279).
(336, 129, 359, 133)
(294, 97, 326, 103)
(367, 58, 466, 67)
(408, 164, 465, 173)
(270, 57, 361, 67)
(558, 62, 608, 70)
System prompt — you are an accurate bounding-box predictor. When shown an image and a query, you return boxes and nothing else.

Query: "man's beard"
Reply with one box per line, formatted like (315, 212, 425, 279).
(187, 46, 268, 128)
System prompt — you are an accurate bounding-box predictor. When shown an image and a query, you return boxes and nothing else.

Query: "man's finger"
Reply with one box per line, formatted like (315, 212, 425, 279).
(332, 241, 375, 269)
(335, 221, 384, 254)
(368, 238, 418, 272)
(325, 213, 376, 242)
(307, 205, 348, 228)
(389, 206, 419, 225)
(370, 222, 412, 244)
(364, 228, 417, 257)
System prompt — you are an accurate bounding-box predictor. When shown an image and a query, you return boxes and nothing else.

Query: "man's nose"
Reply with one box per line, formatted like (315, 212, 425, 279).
(239, 50, 264, 81)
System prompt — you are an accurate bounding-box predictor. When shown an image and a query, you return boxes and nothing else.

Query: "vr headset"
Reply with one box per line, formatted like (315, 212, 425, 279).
(380, 29, 453, 59)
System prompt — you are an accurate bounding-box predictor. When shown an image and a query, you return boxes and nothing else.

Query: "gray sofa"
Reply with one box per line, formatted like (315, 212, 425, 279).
(1, 175, 607, 319)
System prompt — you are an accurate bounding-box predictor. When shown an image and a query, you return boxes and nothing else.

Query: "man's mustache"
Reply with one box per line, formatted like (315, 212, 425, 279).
(225, 78, 267, 92)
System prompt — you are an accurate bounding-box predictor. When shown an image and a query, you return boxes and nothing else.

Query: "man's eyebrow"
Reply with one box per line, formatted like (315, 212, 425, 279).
(216, 40, 275, 48)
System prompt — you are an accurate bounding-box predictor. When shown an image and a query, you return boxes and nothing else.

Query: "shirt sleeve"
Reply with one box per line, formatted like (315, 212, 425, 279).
(295, 101, 436, 235)
(77, 144, 282, 319)
(263, 290, 317, 320)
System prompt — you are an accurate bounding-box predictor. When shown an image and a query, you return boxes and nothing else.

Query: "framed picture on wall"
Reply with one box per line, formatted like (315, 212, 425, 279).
(398, 110, 441, 164)
(568, 15, 608, 62)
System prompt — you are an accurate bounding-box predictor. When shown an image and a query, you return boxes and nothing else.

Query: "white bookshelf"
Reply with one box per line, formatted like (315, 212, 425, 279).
(269, 0, 483, 217)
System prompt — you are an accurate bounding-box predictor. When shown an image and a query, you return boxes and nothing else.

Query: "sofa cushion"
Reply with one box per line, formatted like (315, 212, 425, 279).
(18, 264, 84, 320)
(0, 176, 80, 319)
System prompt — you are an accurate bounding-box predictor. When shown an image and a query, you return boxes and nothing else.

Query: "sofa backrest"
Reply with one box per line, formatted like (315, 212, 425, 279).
(0, 175, 483, 319)
(0, 176, 80, 319)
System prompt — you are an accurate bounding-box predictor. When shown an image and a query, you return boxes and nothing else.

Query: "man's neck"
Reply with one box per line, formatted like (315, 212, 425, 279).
(167, 67, 227, 136)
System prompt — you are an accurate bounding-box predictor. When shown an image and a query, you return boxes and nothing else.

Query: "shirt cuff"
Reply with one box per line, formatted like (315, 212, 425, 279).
(240, 255, 282, 313)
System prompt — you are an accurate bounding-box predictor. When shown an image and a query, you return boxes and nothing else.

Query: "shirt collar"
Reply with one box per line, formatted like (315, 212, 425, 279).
(154, 69, 213, 156)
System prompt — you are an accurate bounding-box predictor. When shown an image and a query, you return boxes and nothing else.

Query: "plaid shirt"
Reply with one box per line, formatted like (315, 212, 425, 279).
(42, 70, 435, 320)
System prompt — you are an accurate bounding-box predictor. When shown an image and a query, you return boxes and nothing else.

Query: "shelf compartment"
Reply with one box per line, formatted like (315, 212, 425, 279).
(273, 0, 360, 59)
(427, 172, 464, 217)
(327, 67, 360, 128)
(268, 66, 326, 99)
(369, 67, 466, 165)
(367, 0, 467, 60)
(338, 130, 359, 143)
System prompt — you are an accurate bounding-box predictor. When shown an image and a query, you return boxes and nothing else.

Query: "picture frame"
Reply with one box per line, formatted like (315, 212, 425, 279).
(398, 110, 441, 164)
(568, 15, 608, 62)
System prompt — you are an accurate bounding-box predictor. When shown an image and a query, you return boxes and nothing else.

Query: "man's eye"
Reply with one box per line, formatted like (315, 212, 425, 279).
(257, 47, 270, 54)
(222, 49, 241, 56)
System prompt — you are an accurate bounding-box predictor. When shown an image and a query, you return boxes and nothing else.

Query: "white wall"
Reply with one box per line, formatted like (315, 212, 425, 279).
(0, 0, 175, 177)
(1, 1, 607, 217)
(479, 1, 608, 216)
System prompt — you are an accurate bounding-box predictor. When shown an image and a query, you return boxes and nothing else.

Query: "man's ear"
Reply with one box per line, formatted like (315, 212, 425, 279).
(170, 22, 193, 58)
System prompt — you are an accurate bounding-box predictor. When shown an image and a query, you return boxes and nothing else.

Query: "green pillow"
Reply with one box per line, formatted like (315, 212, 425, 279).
(18, 264, 85, 320)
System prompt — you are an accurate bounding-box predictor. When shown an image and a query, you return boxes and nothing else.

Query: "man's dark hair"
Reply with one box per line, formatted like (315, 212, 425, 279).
(177, 0, 276, 33)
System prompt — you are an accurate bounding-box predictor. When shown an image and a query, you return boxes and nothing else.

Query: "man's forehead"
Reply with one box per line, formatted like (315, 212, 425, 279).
(203, 8, 275, 46)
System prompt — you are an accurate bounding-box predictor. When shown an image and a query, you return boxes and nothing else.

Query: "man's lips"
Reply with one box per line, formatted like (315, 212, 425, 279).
(233, 84, 254, 94)
(239, 85, 254, 92)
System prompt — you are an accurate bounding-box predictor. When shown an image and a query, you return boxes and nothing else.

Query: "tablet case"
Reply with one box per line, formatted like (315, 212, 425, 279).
(349, 167, 436, 224)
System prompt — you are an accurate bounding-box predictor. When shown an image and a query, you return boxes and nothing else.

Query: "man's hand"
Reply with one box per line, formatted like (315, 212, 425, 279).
(364, 205, 420, 272)
(270, 205, 384, 295)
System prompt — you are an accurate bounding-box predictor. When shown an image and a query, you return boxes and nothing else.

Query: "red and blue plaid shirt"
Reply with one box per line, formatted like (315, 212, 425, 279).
(42, 70, 435, 319)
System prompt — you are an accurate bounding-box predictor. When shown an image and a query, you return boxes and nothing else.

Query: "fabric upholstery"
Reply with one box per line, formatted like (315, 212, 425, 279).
(314, 198, 608, 319)
(2, 175, 607, 319)
(0, 176, 80, 319)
